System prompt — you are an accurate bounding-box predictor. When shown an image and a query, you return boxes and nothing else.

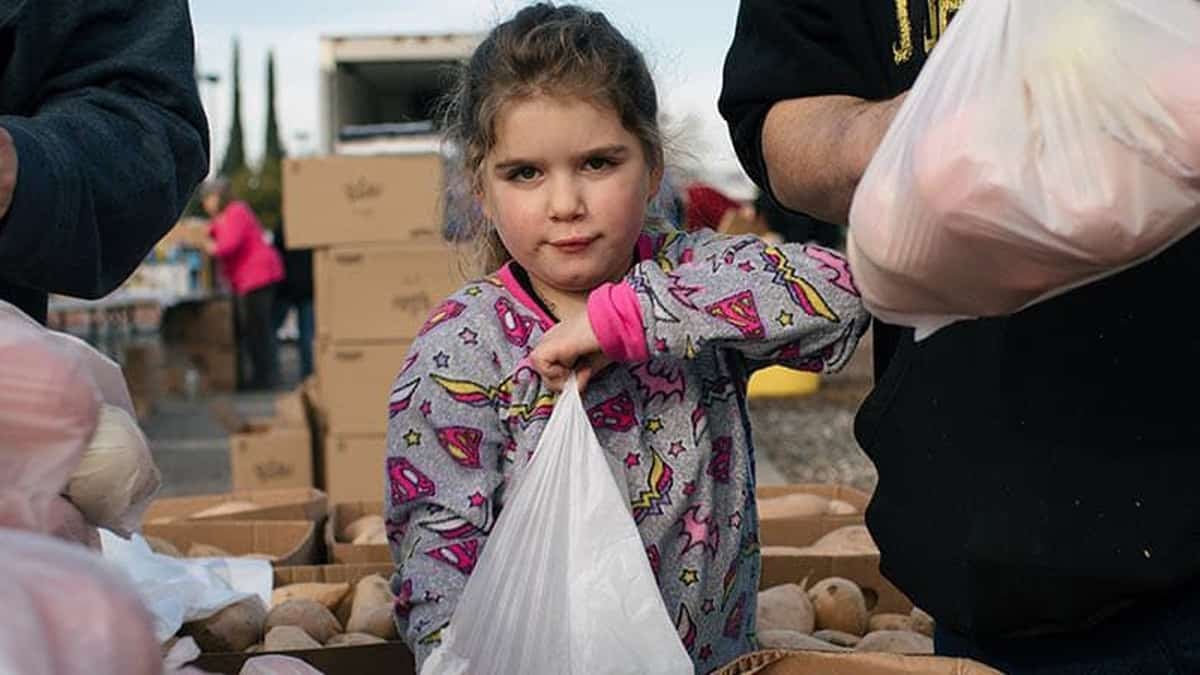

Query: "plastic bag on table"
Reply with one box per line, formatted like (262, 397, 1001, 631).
(100, 529, 272, 643)
(0, 300, 161, 536)
(422, 375, 691, 675)
(0, 301, 102, 535)
(848, 0, 1200, 338)
(0, 528, 162, 675)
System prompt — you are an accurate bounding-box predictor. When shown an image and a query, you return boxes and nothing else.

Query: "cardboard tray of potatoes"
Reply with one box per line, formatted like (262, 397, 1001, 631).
(715, 649, 1001, 675)
(326, 501, 391, 564)
(142, 488, 328, 525)
(142, 520, 319, 566)
(758, 547, 914, 616)
(190, 563, 414, 675)
(756, 483, 870, 548)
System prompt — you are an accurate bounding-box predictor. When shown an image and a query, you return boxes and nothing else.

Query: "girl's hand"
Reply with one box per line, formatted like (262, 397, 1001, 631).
(530, 315, 611, 393)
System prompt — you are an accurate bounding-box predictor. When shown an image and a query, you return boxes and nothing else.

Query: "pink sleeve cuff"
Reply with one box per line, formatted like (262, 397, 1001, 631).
(587, 281, 649, 363)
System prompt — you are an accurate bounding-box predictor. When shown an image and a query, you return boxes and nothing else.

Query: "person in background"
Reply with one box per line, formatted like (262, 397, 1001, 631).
(683, 182, 741, 232)
(199, 178, 285, 391)
(271, 226, 314, 380)
(721, 1, 1200, 672)
(0, 0, 209, 325)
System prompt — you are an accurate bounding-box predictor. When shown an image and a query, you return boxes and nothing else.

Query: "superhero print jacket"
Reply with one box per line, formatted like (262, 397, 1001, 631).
(385, 227, 869, 671)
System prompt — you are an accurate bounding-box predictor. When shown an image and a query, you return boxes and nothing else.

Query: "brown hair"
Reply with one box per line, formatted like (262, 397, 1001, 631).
(442, 2, 665, 275)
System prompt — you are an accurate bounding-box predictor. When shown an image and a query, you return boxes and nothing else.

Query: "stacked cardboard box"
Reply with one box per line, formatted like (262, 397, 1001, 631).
(283, 154, 467, 502)
(212, 391, 316, 492)
(160, 297, 238, 393)
(122, 340, 166, 420)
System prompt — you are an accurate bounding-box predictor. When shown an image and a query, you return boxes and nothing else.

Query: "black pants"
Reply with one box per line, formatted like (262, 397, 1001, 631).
(936, 581, 1200, 673)
(236, 284, 278, 390)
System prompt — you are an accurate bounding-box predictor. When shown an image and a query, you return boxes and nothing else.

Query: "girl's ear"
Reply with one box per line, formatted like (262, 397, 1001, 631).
(647, 162, 664, 205)
(475, 187, 494, 224)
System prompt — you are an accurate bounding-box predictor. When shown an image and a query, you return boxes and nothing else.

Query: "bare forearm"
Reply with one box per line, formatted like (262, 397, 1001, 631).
(762, 94, 906, 225)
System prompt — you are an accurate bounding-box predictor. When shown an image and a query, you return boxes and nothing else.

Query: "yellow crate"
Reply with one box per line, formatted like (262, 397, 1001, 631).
(747, 365, 820, 398)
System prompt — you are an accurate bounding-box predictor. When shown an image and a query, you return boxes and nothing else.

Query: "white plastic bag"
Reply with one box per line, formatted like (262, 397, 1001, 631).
(0, 528, 162, 675)
(423, 375, 691, 675)
(100, 529, 273, 642)
(849, 0, 1200, 337)
(0, 300, 160, 535)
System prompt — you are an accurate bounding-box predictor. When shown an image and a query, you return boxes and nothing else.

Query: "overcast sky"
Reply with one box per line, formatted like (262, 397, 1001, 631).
(188, 1, 753, 193)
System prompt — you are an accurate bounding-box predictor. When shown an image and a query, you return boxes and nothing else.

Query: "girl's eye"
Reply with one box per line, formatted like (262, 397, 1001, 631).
(508, 166, 540, 182)
(584, 156, 614, 171)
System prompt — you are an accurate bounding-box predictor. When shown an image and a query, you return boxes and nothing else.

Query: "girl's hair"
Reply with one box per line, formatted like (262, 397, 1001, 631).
(442, 2, 665, 275)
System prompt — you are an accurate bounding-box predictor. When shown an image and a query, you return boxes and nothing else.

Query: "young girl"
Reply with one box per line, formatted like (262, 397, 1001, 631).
(385, 4, 870, 671)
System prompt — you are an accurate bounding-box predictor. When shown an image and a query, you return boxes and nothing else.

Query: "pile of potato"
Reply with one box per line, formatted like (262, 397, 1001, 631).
(174, 573, 399, 654)
(756, 493, 859, 519)
(762, 525, 879, 557)
(338, 514, 387, 545)
(756, 578, 935, 655)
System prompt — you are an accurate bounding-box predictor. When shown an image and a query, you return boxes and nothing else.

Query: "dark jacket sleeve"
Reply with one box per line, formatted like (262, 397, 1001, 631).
(717, 0, 875, 197)
(0, 0, 210, 299)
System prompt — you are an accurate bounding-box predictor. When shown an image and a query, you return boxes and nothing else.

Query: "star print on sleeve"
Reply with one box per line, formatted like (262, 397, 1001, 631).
(403, 429, 422, 446)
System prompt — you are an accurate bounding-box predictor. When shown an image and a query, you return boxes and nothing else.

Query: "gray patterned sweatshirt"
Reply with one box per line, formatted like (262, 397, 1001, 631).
(385, 228, 869, 671)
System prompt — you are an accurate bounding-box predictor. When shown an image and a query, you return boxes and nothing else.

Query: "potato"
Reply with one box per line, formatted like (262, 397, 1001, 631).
(191, 501, 261, 519)
(188, 543, 232, 558)
(757, 630, 849, 652)
(855, 630, 934, 655)
(807, 577, 868, 636)
(346, 574, 398, 640)
(757, 493, 830, 519)
(826, 499, 858, 515)
(181, 596, 267, 652)
(808, 526, 878, 554)
(263, 626, 322, 651)
(341, 515, 384, 543)
(326, 632, 387, 647)
(812, 629, 861, 648)
(868, 613, 913, 633)
(265, 599, 343, 644)
(756, 583, 814, 634)
(146, 535, 182, 558)
(244, 643, 263, 654)
(909, 607, 935, 638)
(272, 582, 351, 610)
(66, 403, 161, 536)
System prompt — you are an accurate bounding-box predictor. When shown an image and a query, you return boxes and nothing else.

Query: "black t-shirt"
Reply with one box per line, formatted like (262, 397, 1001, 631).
(721, 0, 1200, 639)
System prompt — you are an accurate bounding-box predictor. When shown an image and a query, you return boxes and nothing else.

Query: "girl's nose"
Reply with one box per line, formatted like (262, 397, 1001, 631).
(548, 175, 586, 222)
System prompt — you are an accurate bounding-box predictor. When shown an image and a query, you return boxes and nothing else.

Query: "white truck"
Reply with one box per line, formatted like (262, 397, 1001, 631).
(317, 32, 481, 156)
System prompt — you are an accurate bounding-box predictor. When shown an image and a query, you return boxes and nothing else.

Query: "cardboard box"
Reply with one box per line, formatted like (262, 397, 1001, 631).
(160, 297, 235, 347)
(758, 548, 914, 616)
(229, 423, 314, 491)
(326, 501, 390, 564)
(282, 154, 445, 249)
(275, 387, 309, 428)
(322, 434, 388, 504)
(142, 488, 327, 525)
(756, 483, 871, 548)
(188, 563, 415, 675)
(715, 649, 1000, 675)
(317, 341, 410, 435)
(314, 243, 466, 342)
(167, 343, 238, 394)
(141, 520, 319, 566)
(191, 641, 414, 675)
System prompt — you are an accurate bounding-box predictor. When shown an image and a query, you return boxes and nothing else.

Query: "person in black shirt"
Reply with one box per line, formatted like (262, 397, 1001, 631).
(721, 2, 1200, 672)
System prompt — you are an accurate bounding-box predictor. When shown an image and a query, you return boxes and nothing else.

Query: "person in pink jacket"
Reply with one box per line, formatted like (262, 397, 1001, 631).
(199, 178, 285, 390)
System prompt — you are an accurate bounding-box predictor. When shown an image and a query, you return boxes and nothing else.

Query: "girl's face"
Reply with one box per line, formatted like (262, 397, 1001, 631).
(478, 94, 661, 301)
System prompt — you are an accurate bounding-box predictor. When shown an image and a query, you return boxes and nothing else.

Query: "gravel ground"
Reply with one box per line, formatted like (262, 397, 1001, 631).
(747, 329, 879, 494)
